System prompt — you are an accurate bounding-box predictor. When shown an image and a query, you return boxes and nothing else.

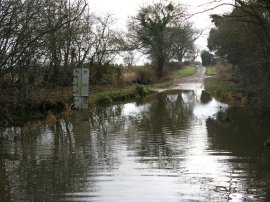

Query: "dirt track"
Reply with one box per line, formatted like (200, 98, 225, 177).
(155, 65, 206, 92)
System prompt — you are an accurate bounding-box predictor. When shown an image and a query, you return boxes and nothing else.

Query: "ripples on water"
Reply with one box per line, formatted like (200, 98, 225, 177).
(0, 90, 270, 202)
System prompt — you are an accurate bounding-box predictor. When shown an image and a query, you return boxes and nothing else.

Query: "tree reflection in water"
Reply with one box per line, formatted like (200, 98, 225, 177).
(0, 90, 270, 201)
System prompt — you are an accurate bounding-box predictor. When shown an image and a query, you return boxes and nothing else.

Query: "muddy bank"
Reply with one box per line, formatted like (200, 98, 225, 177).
(0, 87, 72, 126)
(0, 85, 155, 126)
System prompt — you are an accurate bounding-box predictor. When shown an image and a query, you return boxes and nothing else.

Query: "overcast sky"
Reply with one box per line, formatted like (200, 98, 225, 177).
(87, 0, 234, 63)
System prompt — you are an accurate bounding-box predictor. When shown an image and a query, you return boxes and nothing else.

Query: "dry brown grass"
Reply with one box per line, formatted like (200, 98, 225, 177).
(47, 110, 57, 125)
(62, 103, 74, 118)
(34, 87, 72, 104)
(123, 68, 138, 83)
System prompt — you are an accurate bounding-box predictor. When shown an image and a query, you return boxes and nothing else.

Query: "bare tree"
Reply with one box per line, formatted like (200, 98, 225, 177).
(123, 51, 135, 68)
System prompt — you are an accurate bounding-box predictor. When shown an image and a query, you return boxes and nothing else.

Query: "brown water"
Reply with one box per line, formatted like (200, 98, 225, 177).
(1, 90, 270, 202)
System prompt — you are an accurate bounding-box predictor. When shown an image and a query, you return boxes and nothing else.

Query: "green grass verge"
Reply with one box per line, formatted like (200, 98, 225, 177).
(89, 85, 155, 106)
(147, 81, 173, 89)
(205, 77, 246, 105)
(177, 65, 197, 78)
(206, 66, 217, 76)
(205, 78, 239, 93)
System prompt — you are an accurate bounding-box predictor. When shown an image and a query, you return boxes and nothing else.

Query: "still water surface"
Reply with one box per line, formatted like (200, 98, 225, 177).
(1, 90, 270, 201)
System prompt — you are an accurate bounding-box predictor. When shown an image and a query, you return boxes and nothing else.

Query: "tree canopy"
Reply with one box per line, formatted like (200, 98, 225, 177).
(208, 0, 270, 107)
(201, 50, 215, 66)
(128, 1, 197, 77)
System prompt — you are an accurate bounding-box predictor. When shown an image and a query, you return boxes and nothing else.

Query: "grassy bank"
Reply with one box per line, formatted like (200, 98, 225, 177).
(205, 77, 246, 106)
(89, 80, 176, 107)
(89, 85, 156, 107)
(206, 66, 217, 76)
(177, 65, 196, 78)
(89, 65, 196, 107)
(205, 78, 239, 94)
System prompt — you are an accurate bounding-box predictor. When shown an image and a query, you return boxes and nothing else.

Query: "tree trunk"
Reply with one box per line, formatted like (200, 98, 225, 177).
(156, 57, 164, 78)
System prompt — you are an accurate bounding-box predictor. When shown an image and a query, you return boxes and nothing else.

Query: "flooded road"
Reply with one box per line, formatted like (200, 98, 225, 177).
(1, 89, 270, 202)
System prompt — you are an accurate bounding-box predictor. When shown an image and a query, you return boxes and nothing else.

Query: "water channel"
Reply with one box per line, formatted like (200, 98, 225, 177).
(1, 89, 270, 201)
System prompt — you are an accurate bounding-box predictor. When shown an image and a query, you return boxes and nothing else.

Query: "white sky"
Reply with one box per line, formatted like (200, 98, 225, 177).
(88, 0, 234, 63)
